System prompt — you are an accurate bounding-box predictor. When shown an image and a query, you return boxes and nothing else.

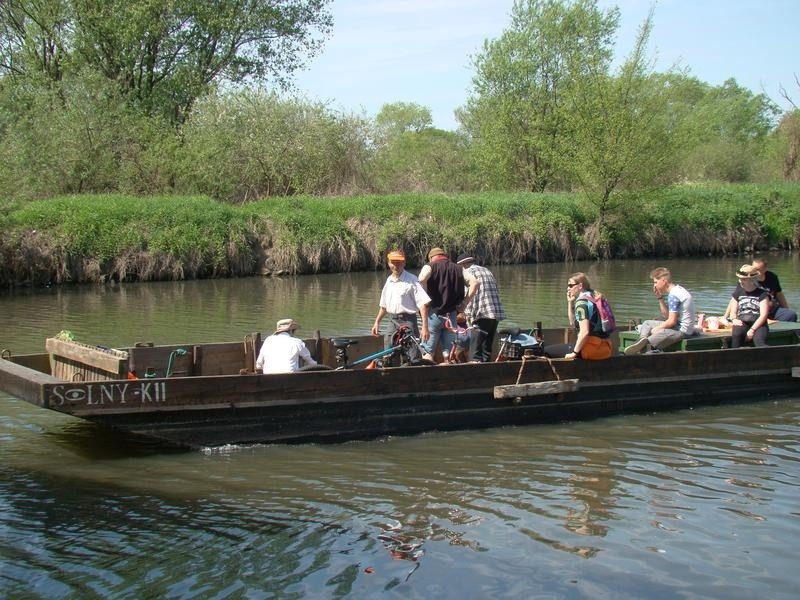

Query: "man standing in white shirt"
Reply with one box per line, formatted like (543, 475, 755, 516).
(371, 250, 430, 349)
(255, 318, 317, 374)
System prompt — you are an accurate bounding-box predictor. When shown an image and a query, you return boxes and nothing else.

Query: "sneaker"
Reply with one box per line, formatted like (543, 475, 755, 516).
(624, 337, 649, 356)
(644, 348, 663, 354)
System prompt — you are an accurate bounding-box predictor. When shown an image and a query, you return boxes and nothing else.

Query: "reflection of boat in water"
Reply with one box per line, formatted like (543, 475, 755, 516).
(1, 326, 799, 449)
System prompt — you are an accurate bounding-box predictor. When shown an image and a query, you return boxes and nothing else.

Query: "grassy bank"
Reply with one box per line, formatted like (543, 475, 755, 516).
(1, 184, 798, 287)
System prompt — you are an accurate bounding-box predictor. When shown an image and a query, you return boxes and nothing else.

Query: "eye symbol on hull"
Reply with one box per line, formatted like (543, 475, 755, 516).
(64, 388, 87, 402)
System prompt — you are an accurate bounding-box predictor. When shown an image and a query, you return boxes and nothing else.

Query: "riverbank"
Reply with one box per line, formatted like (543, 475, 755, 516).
(1, 183, 798, 286)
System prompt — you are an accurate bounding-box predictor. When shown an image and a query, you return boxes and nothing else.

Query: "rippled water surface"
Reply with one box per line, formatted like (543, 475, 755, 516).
(2, 256, 800, 598)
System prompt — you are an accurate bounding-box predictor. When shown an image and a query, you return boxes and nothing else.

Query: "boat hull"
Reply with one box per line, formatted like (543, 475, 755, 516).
(3, 342, 800, 448)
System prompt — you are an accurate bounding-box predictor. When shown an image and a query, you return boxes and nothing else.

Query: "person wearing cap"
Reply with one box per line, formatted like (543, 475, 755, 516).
(456, 253, 506, 361)
(624, 267, 697, 355)
(372, 250, 430, 349)
(729, 264, 771, 347)
(751, 257, 796, 322)
(418, 247, 466, 362)
(255, 318, 318, 374)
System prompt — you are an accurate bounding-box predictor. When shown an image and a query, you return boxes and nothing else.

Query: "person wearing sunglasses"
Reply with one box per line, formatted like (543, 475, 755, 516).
(544, 272, 612, 360)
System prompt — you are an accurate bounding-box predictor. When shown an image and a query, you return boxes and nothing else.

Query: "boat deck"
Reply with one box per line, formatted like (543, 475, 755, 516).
(618, 321, 800, 352)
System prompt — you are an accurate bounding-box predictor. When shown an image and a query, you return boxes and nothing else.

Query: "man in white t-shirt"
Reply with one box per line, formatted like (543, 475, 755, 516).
(625, 267, 697, 355)
(255, 318, 317, 374)
(372, 250, 430, 349)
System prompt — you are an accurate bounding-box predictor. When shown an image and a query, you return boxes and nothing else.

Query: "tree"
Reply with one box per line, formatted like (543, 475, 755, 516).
(179, 91, 370, 200)
(374, 101, 433, 141)
(1, 0, 332, 123)
(674, 78, 778, 182)
(564, 8, 680, 226)
(459, 0, 619, 192)
(370, 102, 472, 193)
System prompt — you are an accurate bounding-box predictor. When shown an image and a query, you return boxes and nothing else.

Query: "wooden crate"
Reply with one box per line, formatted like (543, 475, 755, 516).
(46, 338, 129, 382)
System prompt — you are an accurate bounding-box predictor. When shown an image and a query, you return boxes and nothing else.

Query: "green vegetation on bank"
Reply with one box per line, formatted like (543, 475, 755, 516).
(1, 184, 798, 287)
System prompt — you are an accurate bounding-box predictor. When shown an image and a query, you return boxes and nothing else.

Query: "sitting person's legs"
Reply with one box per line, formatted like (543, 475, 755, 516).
(774, 307, 798, 322)
(625, 320, 682, 355)
(648, 327, 684, 351)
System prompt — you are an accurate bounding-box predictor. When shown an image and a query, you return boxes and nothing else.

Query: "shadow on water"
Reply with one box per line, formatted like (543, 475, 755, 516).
(44, 419, 190, 459)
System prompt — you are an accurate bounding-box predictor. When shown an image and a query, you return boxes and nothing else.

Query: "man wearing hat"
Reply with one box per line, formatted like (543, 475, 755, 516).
(624, 267, 697, 355)
(456, 253, 506, 362)
(729, 264, 771, 347)
(372, 250, 430, 350)
(418, 247, 465, 362)
(255, 318, 318, 374)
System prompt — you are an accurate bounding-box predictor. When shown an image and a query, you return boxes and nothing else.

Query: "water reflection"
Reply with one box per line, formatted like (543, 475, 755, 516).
(2, 255, 800, 597)
(1, 400, 800, 597)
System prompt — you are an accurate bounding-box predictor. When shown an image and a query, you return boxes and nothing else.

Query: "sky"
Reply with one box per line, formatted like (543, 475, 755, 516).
(291, 0, 799, 131)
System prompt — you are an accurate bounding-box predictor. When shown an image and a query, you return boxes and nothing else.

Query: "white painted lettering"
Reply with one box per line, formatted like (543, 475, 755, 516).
(50, 386, 65, 406)
(140, 382, 154, 402)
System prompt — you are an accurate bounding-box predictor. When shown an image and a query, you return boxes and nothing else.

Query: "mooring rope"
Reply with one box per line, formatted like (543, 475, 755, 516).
(515, 354, 562, 385)
(1, 349, 10, 360)
(514, 356, 528, 385)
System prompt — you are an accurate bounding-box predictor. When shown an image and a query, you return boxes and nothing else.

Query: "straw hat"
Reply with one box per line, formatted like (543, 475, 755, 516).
(735, 264, 759, 279)
(275, 318, 299, 334)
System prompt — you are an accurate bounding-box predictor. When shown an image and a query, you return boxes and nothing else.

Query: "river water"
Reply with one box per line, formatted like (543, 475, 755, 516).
(2, 256, 799, 598)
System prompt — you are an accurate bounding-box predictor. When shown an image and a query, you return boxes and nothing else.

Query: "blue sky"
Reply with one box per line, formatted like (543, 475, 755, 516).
(292, 0, 798, 131)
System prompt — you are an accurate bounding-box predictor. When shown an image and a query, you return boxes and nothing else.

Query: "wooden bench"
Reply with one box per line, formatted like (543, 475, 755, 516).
(619, 321, 800, 353)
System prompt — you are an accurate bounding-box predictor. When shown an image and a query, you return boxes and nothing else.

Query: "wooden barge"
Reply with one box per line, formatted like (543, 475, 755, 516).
(1, 326, 800, 449)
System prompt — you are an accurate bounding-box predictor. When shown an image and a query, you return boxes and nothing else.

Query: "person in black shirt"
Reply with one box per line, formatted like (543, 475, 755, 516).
(752, 257, 796, 322)
(418, 247, 465, 362)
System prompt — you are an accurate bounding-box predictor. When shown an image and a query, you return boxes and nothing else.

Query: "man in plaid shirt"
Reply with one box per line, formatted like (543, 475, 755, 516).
(456, 254, 507, 362)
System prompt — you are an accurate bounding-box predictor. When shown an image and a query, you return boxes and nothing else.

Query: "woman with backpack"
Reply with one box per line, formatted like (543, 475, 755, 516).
(544, 272, 614, 360)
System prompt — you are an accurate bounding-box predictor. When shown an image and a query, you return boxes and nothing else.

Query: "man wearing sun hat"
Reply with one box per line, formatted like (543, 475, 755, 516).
(255, 318, 318, 374)
(624, 266, 697, 355)
(372, 249, 430, 349)
(729, 264, 771, 347)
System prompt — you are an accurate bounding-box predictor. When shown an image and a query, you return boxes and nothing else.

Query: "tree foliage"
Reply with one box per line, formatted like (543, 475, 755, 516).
(369, 102, 473, 193)
(673, 78, 779, 182)
(178, 91, 370, 201)
(1, 0, 332, 123)
(460, 0, 620, 192)
(564, 9, 678, 217)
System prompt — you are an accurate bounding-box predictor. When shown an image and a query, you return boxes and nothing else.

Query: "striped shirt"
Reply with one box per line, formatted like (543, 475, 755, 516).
(463, 264, 506, 321)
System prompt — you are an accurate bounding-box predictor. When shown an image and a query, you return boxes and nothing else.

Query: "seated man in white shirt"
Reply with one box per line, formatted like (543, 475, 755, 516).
(255, 318, 317, 374)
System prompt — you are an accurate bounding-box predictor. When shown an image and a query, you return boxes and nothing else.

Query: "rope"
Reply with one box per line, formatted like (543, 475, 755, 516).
(515, 356, 528, 385)
(1, 349, 10, 360)
(544, 356, 561, 381)
(515, 354, 561, 385)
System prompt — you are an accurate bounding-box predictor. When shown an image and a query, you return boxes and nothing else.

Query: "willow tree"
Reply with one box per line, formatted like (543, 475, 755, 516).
(459, 0, 619, 192)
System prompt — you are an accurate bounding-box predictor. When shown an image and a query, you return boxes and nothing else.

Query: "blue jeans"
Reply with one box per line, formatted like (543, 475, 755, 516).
(421, 311, 458, 358)
(773, 307, 798, 322)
